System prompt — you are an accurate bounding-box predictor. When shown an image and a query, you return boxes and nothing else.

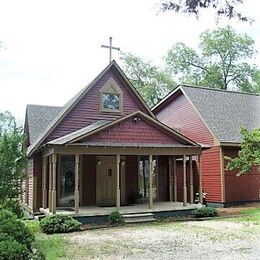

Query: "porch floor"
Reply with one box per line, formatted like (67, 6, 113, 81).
(40, 202, 197, 217)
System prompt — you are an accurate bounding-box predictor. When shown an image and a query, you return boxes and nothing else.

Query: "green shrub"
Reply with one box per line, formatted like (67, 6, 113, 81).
(192, 207, 219, 218)
(0, 209, 34, 249)
(0, 199, 24, 218)
(23, 220, 41, 234)
(109, 210, 124, 225)
(40, 215, 81, 234)
(0, 233, 30, 260)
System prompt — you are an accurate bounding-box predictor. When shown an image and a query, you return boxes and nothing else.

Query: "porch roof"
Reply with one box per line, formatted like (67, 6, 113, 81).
(46, 111, 201, 148)
(48, 120, 110, 145)
(44, 143, 201, 156)
(68, 141, 195, 148)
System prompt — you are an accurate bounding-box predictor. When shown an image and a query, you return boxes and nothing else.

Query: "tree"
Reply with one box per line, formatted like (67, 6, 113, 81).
(160, 0, 251, 22)
(226, 128, 260, 176)
(120, 52, 176, 107)
(0, 111, 26, 204)
(165, 26, 259, 92)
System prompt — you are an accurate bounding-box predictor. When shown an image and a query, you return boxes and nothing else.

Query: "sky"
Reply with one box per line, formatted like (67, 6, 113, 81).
(0, 0, 260, 122)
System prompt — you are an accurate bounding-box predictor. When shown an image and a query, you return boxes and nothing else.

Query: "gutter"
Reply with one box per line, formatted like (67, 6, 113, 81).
(220, 142, 241, 147)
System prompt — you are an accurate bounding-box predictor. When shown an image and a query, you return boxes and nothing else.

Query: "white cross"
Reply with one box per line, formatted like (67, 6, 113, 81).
(101, 37, 120, 64)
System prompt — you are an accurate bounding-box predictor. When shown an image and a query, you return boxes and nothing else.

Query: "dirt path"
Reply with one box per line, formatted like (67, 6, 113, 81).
(67, 219, 260, 260)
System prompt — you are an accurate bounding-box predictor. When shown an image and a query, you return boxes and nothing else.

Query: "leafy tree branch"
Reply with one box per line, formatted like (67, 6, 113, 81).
(225, 128, 260, 176)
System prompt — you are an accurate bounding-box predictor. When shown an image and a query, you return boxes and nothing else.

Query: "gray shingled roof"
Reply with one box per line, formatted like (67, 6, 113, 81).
(48, 120, 110, 145)
(181, 85, 260, 143)
(26, 104, 63, 144)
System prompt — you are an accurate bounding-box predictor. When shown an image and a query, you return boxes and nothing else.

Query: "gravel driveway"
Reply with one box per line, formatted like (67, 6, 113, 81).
(68, 219, 260, 260)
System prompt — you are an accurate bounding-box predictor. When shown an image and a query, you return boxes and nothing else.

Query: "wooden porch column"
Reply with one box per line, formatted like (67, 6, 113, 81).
(48, 156, 53, 213)
(25, 177, 29, 205)
(173, 157, 177, 202)
(168, 157, 173, 201)
(75, 155, 80, 213)
(198, 154, 203, 204)
(116, 154, 120, 209)
(52, 154, 57, 214)
(189, 156, 194, 204)
(42, 157, 48, 209)
(183, 155, 187, 207)
(149, 154, 153, 209)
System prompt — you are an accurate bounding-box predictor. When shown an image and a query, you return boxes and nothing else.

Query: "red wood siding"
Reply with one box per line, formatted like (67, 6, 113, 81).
(155, 93, 222, 203)
(224, 147, 260, 202)
(81, 155, 96, 206)
(200, 147, 222, 202)
(46, 67, 149, 142)
(125, 156, 139, 204)
(84, 117, 182, 145)
(155, 93, 214, 146)
(157, 156, 169, 201)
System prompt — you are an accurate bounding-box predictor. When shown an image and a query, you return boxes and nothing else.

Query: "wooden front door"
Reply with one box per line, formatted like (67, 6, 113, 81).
(96, 156, 117, 206)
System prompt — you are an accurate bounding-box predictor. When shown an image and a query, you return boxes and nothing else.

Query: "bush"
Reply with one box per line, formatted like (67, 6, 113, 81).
(40, 215, 81, 234)
(23, 220, 41, 234)
(0, 199, 24, 218)
(0, 233, 30, 260)
(192, 207, 219, 218)
(109, 210, 124, 225)
(0, 209, 34, 249)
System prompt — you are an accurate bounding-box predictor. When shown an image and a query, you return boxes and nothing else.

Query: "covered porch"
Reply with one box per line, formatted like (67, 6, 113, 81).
(40, 144, 203, 216)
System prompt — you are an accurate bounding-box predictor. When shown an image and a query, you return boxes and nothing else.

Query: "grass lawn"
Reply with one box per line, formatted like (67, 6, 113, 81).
(28, 208, 260, 259)
(237, 207, 260, 222)
(240, 207, 260, 215)
(23, 220, 76, 260)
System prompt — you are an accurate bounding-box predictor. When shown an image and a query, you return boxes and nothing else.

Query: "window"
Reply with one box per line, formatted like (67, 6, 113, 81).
(100, 78, 123, 113)
(103, 93, 120, 111)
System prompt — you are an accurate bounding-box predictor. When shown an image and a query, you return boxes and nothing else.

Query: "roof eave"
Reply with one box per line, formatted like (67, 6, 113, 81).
(152, 85, 183, 113)
(220, 142, 241, 147)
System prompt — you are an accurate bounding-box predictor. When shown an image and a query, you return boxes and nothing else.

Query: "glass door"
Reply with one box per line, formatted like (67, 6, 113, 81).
(138, 156, 157, 202)
(59, 155, 75, 207)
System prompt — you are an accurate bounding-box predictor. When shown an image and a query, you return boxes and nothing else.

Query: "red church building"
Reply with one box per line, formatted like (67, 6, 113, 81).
(153, 85, 260, 207)
(21, 61, 203, 221)
(21, 61, 259, 222)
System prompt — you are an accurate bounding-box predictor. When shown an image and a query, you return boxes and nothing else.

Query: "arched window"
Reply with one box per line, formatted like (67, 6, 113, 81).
(100, 78, 123, 113)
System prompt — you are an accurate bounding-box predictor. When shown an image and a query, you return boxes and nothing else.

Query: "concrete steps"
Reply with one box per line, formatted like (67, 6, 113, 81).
(122, 212, 156, 224)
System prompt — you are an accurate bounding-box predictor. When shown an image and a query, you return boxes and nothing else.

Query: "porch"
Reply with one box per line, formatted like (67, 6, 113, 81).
(41, 144, 203, 216)
(40, 202, 198, 223)
(40, 201, 197, 216)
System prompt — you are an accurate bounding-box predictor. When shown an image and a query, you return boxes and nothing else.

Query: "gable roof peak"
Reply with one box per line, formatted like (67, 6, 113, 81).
(27, 61, 154, 156)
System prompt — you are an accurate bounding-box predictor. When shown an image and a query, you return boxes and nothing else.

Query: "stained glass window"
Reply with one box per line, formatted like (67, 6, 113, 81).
(103, 93, 120, 111)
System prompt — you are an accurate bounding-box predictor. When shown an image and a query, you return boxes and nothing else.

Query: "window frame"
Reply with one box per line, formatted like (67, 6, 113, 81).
(99, 78, 123, 114)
